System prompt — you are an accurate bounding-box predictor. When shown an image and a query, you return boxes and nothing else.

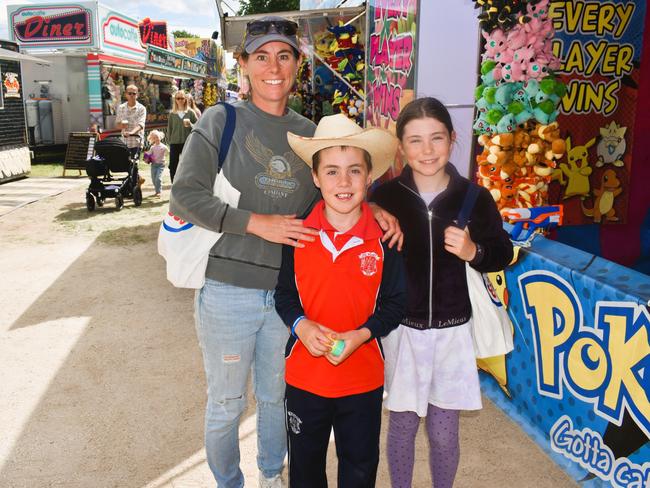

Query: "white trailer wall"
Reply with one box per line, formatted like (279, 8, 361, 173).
(416, 0, 480, 177)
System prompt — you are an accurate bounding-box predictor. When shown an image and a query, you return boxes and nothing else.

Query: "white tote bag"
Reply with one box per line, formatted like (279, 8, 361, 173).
(466, 263, 514, 358)
(158, 171, 240, 289)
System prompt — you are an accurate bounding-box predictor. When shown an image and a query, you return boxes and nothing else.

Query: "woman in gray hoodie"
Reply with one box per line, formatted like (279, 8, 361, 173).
(169, 16, 401, 488)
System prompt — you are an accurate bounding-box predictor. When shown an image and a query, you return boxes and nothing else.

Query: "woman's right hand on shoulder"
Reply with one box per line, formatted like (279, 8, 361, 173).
(295, 319, 334, 357)
(246, 213, 318, 247)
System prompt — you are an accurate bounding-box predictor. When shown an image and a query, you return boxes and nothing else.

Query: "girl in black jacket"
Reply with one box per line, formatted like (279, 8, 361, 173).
(371, 98, 513, 488)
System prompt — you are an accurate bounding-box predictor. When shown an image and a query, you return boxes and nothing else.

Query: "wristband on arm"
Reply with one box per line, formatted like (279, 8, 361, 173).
(291, 315, 305, 338)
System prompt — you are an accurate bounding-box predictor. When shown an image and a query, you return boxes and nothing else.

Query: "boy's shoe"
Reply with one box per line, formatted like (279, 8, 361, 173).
(259, 473, 283, 488)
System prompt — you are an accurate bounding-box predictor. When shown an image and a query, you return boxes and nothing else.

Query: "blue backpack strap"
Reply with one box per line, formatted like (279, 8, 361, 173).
(456, 183, 480, 229)
(217, 102, 236, 172)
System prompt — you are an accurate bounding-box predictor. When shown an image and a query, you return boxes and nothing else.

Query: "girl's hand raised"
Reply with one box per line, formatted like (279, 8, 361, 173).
(444, 225, 477, 262)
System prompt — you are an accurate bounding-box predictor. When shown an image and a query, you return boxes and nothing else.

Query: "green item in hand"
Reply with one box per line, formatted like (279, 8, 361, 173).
(330, 339, 345, 357)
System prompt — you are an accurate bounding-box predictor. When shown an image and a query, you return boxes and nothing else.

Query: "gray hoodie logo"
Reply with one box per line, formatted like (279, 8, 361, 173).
(246, 132, 304, 199)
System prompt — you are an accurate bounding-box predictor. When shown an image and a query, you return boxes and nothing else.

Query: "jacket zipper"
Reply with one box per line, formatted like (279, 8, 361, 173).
(427, 209, 433, 328)
(399, 181, 435, 328)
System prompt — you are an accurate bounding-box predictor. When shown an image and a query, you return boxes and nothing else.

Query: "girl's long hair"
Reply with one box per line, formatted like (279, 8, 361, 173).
(171, 90, 187, 113)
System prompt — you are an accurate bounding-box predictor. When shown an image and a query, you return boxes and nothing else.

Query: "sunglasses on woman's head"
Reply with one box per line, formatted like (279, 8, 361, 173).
(127, 92, 137, 95)
(246, 20, 298, 37)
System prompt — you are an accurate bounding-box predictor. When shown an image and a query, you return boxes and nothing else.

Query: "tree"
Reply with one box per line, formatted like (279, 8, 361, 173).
(172, 29, 200, 39)
(237, 0, 300, 16)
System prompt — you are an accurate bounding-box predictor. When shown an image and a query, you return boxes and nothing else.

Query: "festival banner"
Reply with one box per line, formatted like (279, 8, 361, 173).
(99, 6, 146, 61)
(480, 236, 650, 487)
(548, 0, 647, 225)
(174, 38, 223, 77)
(146, 45, 206, 77)
(365, 0, 418, 178)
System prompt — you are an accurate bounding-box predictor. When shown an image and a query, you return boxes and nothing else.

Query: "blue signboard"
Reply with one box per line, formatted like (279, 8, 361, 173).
(481, 235, 650, 487)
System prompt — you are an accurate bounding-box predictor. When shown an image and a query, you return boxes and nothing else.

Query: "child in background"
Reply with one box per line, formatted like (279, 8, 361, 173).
(370, 98, 513, 488)
(275, 114, 406, 488)
(145, 130, 168, 198)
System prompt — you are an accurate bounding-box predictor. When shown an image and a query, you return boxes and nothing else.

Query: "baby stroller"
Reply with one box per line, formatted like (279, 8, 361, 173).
(85, 136, 142, 211)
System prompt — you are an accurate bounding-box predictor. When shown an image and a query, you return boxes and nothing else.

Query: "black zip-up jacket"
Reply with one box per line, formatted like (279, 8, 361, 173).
(370, 164, 513, 330)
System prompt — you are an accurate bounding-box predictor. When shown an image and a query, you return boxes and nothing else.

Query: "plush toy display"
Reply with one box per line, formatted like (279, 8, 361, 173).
(472, 0, 542, 33)
(297, 21, 365, 125)
(295, 60, 314, 120)
(474, 0, 567, 210)
(477, 122, 567, 209)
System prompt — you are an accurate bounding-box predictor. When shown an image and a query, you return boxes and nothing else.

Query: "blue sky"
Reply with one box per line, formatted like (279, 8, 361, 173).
(1, 0, 241, 43)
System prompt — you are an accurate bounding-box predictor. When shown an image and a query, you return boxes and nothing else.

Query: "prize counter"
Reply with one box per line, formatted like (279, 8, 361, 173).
(484, 230, 650, 487)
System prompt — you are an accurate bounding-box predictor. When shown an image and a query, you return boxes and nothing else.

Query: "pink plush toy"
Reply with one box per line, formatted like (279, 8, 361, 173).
(526, 0, 550, 21)
(481, 2, 562, 82)
(506, 27, 528, 52)
(482, 29, 507, 59)
(501, 60, 526, 83)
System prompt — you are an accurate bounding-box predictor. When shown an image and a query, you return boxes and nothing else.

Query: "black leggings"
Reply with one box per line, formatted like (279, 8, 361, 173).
(169, 143, 185, 182)
(285, 385, 383, 488)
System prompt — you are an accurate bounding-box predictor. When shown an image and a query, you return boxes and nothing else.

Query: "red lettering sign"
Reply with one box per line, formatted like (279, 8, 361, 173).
(139, 18, 168, 49)
(14, 10, 89, 42)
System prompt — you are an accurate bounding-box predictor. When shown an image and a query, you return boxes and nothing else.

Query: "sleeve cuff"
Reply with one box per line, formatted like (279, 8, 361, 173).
(469, 243, 485, 266)
(291, 316, 305, 338)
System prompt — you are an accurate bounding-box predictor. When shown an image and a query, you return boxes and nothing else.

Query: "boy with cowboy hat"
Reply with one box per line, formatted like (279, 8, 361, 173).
(275, 114, 407, 487)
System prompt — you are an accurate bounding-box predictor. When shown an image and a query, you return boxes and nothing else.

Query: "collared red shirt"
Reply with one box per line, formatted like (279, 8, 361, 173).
(304, 200, 383, 250)
(275, 200, 406, 398)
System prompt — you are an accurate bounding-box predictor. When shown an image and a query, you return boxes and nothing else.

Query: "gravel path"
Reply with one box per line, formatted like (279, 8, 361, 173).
(0, 176, 577, 487)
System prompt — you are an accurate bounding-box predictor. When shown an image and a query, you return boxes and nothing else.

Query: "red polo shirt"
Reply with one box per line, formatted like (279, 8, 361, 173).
(285, 201, 387, 397)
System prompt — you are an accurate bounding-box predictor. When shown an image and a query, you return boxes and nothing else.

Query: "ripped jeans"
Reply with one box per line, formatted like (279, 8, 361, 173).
(195, 278, 289, 488)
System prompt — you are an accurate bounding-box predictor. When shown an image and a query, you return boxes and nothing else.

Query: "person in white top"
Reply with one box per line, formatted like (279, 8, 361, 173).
(115, 84, 146, 158)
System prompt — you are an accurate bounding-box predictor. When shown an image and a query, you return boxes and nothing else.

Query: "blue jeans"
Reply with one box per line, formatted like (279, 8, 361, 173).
(150, 163, 164, 194)
(195, 278, 289, 487)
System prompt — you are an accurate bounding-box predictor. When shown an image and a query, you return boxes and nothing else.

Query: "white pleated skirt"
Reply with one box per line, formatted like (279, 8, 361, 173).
(382, 320, 482, 417)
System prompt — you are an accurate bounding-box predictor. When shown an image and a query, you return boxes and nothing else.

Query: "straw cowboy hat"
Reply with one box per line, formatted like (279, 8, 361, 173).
(287, 114, 397, 181)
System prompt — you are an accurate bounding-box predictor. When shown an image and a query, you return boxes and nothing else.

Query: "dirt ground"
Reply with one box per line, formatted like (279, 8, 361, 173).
(0, 176, 578, 488)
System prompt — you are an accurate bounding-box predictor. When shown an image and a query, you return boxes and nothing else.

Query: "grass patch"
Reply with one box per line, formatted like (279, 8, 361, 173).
(29, 163, 67, 178)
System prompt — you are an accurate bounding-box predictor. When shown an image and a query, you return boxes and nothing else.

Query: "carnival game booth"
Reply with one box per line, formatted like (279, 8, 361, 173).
(296, 1, 650, 486)
(0, 39, 50, 182)
(174, 37, 228, 110)
(6, 2, 206, 150)
(218, 4, 367, 126)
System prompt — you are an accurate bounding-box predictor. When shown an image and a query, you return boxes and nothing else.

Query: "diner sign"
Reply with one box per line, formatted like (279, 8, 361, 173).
(139, 18, 169, 50)
(9, 4, 93, 46)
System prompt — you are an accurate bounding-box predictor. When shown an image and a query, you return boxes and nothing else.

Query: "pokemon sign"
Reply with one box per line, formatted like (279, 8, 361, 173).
(480, 236, 650, 486)
(519, 271, 649, 440)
